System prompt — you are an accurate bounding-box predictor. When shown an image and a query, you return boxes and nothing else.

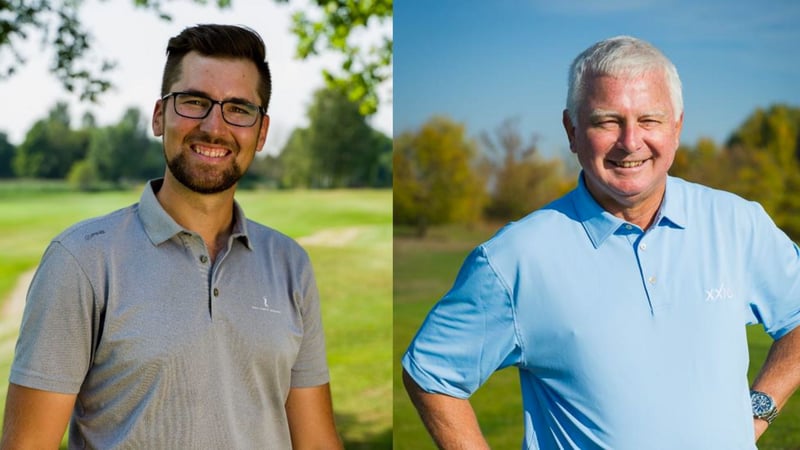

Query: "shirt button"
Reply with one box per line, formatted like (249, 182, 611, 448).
(639, 243, 647, 251)
(625, 224, 633, 230)
(648, 276, 657, 285)
(200, 255, 209, 264)
(213, 288, 219, 297)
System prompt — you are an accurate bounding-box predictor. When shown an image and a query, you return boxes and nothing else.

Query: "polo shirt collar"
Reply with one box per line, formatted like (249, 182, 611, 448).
(139, 179, 252, 249)
(573, 173, 686, 248)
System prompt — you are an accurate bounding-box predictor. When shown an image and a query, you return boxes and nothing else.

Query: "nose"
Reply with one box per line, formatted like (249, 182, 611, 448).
(199, 102, 227, 133)
(617, 123, 642, 153)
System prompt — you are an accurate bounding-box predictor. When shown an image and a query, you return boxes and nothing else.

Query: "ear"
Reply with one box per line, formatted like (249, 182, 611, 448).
(562, 109, 577, 153)
(674, 111, 684, 147)
(152, 100, 164, 137)
(256, 114, 270, 153)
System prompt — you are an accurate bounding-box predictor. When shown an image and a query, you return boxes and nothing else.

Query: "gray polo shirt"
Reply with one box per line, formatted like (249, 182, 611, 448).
(10, 179, 330, 449)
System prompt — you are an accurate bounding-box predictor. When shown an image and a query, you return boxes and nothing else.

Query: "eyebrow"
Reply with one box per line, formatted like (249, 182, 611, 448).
(180, 89, 257, 105)
(589, 109, 670, 120)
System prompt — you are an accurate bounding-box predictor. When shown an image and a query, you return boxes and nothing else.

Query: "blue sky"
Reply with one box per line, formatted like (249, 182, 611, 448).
(395, 0, 800, 157)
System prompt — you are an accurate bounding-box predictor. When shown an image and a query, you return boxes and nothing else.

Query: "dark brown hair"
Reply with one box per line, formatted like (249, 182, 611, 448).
(161, 24, 272, 111)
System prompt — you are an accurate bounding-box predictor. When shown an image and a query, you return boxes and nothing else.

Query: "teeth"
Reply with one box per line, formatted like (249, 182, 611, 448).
(616, 160, 644, 168)
(194, 145, 227, 158)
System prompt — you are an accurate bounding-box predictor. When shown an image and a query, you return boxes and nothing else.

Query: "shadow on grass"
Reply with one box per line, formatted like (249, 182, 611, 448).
(337, 411, 392, 449)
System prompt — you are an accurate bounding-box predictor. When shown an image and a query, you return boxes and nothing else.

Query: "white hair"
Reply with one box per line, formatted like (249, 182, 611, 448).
(566, 35, 683, 124)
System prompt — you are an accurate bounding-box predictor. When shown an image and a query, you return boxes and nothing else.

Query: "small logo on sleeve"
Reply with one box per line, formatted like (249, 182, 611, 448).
(252, 296, 281, 314)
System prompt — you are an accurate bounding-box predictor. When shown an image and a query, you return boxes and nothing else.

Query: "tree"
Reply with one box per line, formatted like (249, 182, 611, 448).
(243, 153, 283, 188)
(277, 127, 312, 188)
(84, 107, 163, 183)
(13, 102, 89, 178)
(0, 132, 15, 178)
(670, 104, 800, 242)
(369, 128, 392, 187)
(279, 0, 392, 115)
(0, 0, 229, 101)
(670, 138, 731, 191)
(1, 0, 391, 115)
(303, 86, 386, 188)
(725, 104, 800, 239)
(481, 119, 571, 221)
(393, 116, 486, 236)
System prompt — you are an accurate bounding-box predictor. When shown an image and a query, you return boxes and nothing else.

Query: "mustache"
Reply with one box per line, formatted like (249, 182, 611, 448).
(184, 131, 238, 151)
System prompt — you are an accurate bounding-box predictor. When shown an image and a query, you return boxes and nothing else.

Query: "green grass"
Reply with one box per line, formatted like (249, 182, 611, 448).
(0, 185, 392, 448)
(393, 224, 800, 449)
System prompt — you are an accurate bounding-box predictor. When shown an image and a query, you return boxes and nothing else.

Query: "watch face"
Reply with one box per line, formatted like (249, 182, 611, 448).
(752, 391, 774, 416)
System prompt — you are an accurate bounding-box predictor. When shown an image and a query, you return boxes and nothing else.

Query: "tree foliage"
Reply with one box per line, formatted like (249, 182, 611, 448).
(6, 102, 162, 187)
(0, 0, 390, 115)
(670, 104, 800, 240)
(393, 116, 486, 236)
(0, 132, 15, 177)
(279, 0, 393, 115)
(84, 107, 163, 183)
(13, 102, 89, 178)
(276, 127, 312, 188)
(277, 86, 391, 188)
(481, 119, 571, 221)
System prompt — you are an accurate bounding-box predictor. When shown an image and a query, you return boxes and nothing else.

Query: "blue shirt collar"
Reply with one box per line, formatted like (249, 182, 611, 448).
(573, 173, 686, 248)
(138, 178, 252, 249)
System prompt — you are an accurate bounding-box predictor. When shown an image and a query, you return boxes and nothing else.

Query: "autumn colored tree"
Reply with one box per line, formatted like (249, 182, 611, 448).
(671, 104, 800, 241)
(481, 119, 573, 221)
(725, 104, 800, 239)
(394, 116, 486, 236)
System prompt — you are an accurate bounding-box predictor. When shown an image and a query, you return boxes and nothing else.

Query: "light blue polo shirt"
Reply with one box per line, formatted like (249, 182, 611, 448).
(403, 175, 800, 449)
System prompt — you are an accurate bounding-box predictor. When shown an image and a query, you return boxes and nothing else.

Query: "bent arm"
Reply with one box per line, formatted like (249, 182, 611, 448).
(285, 383, 342, 450)
(403, 369, 490, 450)
(0, 383, 76, 449)
(751, 325, 800, 440)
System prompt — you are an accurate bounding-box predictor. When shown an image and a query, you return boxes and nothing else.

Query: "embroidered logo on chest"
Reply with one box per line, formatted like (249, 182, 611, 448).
(705, 283, 734, 302)
(252, 296, 282, 314)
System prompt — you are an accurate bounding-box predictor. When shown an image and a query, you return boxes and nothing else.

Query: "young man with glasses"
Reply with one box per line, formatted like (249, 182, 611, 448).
(1, 24, 342, 449)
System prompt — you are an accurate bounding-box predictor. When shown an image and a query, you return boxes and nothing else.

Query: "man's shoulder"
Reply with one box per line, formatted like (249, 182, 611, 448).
(668, 176, 763, 213)
(52, 204, 139, 249)
(481, 193, 580, 254)
(244, 219, 310, 259)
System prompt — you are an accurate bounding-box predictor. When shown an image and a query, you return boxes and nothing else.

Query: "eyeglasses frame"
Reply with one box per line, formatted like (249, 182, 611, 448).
(161, 91, 267, 128)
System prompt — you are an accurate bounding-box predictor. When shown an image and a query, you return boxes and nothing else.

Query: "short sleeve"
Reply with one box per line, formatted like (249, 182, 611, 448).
(402, 245, 521, 398)
(289, 254, 330, 388)
(10, 242, 95, 394)
(747, 204, 800, 339)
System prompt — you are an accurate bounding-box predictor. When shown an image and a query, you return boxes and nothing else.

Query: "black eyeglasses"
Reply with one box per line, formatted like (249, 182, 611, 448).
(161, 91, 266, 128)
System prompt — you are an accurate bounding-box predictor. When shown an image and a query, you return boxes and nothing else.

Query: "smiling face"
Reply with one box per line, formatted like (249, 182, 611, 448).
(563, 70, 683, 222)
(152, 51, 269, 194)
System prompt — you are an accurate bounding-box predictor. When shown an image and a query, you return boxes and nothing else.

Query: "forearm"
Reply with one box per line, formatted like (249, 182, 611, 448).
(751, 326, 800, 438)
(0, 383, 75, 450)
(403, 369, 489, 450)
(285, 384, 343, 450)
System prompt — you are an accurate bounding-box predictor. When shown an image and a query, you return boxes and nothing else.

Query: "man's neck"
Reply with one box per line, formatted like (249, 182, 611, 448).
(155, 175, 236, 262)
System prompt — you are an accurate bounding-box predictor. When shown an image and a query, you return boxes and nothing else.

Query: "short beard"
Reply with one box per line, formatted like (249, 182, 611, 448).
(165, 148, 244, 194)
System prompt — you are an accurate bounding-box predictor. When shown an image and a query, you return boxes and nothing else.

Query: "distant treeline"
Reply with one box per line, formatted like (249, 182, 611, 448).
(395, 104, 800, 242)
(0, 87, 392, 190)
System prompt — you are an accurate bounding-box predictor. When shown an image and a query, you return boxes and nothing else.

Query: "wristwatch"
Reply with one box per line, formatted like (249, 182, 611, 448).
(751, 390, 778, 424)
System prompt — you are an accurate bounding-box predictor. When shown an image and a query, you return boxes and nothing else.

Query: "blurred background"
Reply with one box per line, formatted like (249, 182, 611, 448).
(393, 1, 800, 448)
(0, 0, 392, 448)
